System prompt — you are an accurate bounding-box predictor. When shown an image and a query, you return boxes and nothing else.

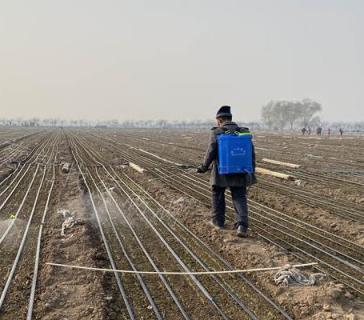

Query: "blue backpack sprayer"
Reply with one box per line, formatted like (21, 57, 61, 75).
(217, 131, 253, 175)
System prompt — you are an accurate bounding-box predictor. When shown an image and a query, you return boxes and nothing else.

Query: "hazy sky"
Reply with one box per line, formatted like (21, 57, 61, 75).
(1, 0, 363, 122)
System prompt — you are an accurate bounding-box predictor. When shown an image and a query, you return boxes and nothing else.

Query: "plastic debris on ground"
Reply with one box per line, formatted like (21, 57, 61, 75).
(274, 264, 326, 286)
(294, 179, 302, 186)
(61, 162, 71, 173)
(173, 197, 185, 204)
(58, 209, 81, 237)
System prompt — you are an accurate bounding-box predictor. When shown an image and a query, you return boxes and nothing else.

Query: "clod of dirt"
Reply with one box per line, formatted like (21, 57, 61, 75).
(327, 283, 346, 300)
(323, 304, 331, 311)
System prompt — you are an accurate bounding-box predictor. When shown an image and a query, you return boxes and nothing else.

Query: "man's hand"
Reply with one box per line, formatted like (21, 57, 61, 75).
(196, 164, 208, 173)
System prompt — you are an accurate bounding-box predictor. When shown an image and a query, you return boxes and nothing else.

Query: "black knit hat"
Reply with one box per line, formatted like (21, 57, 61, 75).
(216, 105, 232, 119)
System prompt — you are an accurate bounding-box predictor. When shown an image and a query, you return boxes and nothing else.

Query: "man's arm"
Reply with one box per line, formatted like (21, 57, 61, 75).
(203, 130, 217, 168)
(197, 130, 217, 173)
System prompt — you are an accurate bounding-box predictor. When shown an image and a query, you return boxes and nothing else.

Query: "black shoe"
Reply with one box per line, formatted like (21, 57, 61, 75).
(208, 220, 224, 230)
(237, 225, 248, 238)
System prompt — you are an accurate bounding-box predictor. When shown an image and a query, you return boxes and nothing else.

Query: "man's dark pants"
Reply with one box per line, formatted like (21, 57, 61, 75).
(212, 185, 248, 230)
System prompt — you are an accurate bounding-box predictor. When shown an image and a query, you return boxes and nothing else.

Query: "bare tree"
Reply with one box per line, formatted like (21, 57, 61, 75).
(261, 98, 322, 131)
(300, 98, 322, 127)
(261, 101, 275, 129)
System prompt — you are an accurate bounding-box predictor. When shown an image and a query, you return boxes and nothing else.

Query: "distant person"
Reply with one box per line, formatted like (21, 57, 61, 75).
(308, 127, 312, 135)
(339, 128, 344, 136)
(316, 127, 322, 136)
(328, 128, 331, 137)
(197, 106, 256, 237)
(301, 127, 307, 135)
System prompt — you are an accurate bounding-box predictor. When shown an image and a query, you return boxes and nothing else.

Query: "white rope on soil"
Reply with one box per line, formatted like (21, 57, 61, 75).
(46, 262, 318, 275)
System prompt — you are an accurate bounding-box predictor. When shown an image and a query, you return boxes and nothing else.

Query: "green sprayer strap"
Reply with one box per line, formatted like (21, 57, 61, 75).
(237, 132, 252, 136)
(221, 130, 253, 136)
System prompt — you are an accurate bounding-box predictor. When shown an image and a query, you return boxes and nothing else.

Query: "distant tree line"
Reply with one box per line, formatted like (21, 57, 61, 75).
(0, 113, 363, 132)
(0, 118, 262, 130)
(261, 98, 322, 130)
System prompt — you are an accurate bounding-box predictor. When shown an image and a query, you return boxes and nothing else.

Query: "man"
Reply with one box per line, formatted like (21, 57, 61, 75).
(339, 128, 344, 136)
(301, 127, 307, 135)
(197, 106, 256, 237)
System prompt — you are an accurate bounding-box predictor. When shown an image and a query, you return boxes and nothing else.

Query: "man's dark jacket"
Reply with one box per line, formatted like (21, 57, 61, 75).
(202, 121, 256, 187)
